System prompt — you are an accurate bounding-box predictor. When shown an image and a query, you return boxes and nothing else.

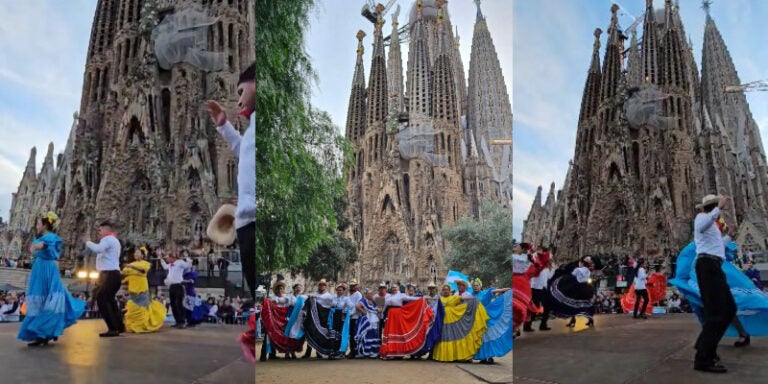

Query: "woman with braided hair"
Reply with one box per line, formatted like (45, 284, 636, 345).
(122, 245, 167, 333)
(17, 212, 85, 346)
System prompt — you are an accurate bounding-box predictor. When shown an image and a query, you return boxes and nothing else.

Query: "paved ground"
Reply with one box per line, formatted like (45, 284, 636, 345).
(0, 319, 254, 384)
(255, 340, 512, 384)
(514, 313, 768, 384)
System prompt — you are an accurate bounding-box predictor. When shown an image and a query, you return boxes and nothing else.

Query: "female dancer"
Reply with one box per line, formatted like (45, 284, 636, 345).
(633, 258, 649, 319)
(260, 281, 304, 361)
(122, 246, 166, 333)
(354, 288, 381, 358)
(545, 256, 597, 328)
(432, 281, 489, 362)
(471, 278, 513, 364)
(18, 212, 85, 346)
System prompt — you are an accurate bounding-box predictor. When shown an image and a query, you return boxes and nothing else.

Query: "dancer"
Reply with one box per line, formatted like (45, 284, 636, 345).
(354, 288, 382, 358)
(512, 243, 533, 335)
(524, 248, 552, 331)
(302, 279, 350, 359)
(545, 256, 597, 328)
(158, 250, 191, 329)
(121, 246, 166, 333)
(346, 280, 363, 358)
(206, 62, 255, 299)
(691, 194, 734, 373)
(182, 265, 205, 327)
(18, 212, 85, 346)
(84, 221, 124, 337)
(633, 258, 649, 319)
(432, 281, 489, 362)
(260, 281, 303, 361)
(380, 284, 434, 358)
(470, 278, 513, 364)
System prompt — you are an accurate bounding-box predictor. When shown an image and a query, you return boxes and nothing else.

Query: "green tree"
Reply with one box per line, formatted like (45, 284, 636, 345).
(291, 194, 358, 282)
(443, 199, 514, 286)
(255, 0, 350, 274)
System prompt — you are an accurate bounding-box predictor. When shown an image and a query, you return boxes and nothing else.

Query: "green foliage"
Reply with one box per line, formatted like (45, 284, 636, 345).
(255, 0, 350, 273)
(443, 199, 514, 286)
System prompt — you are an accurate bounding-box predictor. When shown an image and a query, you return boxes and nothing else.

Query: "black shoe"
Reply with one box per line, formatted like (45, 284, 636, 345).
(27, 338, 49, 347)
(566, 321, 575, 328)
(586, 320, 594, 327)
(301, 353, 311, 359)
(259, 355, 267, 362)
(735, 335, 750, 347)
(639, 314, 648, 319)
(694, 363, 727, 373)
(99, 331, 120, 337)
(52, 337, 58, 342)
(523, 326, 535, 332)
(478, 359, 493, 364)
(539, 325, 552, 331)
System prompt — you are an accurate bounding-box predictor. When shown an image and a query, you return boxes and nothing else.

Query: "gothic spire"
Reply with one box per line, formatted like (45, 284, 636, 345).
(345, 31, 367, 143)
(365, 4, 389, 130)
(627, 28, 642, 87)
(407, 0, 432, 121)
(22, 147, 38, 183)
(599, 4, 621, 102)
(661, 0, 688, 89)
(432, 0, 459, 126)
(579, 28, 602, 124)
(642, 0, 660, 84)
(387, 6, 404, 113)
(452, 25, 469, 118)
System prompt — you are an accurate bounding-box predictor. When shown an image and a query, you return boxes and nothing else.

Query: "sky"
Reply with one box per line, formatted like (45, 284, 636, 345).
(0, 0, 97, 222)
(513, 0, 768, 240)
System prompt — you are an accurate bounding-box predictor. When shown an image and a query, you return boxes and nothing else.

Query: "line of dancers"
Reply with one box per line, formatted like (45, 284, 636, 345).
(255, 277, 512, 364)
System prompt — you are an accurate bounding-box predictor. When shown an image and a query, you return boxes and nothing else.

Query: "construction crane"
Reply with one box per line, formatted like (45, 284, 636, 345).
(361, 1, 410, 46)
(725, 80, 768, 93)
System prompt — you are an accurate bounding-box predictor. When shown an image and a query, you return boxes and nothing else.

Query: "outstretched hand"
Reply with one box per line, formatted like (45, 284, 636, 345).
(205, 101, 228, 127)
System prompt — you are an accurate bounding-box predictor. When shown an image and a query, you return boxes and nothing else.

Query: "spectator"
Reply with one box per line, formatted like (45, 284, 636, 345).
(217, 257, 230, 280)
(217, 298, 236, 324)
(668, 293, 682, 313)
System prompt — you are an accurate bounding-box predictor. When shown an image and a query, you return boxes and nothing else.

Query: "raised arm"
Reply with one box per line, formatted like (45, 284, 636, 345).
(697, 207, 720, 233)
(85, 238, 110, 253)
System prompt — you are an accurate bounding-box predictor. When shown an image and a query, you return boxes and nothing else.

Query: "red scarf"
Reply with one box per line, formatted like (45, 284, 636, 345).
(102, 232, 116, 238)
(239, 109, 254, 118)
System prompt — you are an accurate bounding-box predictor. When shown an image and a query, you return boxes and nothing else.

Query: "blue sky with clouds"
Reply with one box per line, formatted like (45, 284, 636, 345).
(0, 0, 97, 221)
(513, 0, 768, 240)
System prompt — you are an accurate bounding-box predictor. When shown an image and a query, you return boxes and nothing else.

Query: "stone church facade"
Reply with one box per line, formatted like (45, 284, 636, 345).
(523, 1, 768, 260)
(4, 0, 255, 268)
(344, 0, 513, 287)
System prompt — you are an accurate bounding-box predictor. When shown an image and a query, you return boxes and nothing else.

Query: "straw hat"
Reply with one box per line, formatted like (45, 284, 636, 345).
(272, 281, 286, 291)
(349, 279, 359, 286)
(378, 281, 387, 288)
(427, 282, 437, 288)
(206, 204, 237, 245)
(317, 279, 328, 287)
(455, 279, 469, 288)
(701, 194, 719, 207)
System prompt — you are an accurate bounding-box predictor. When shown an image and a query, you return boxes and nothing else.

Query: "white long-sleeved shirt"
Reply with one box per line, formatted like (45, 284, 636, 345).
(269, 294, 291, 307)
(572, 267, 590, 283)
(314, 291, 334, 308)
(512, 253, 530, 274)
(217, 111, 255, 229)
(159, 258, 191, 285)
(694, 207, 724, 259)
(347, 291, 363, 319)
(384, 293, 419, 307)
(86, 235, 121, 272)
(634, 267, 648, 290)
(531, 268, 551, 290)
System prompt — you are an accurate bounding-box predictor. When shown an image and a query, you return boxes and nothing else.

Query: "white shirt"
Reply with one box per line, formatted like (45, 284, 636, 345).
(634, 267, 648, 290)
(347, 291, 363, 319)
(384, 292, 419, 307)
(217, 112, 255, 229)
(86, 235, 121, 271)
(572, 267, 590, 283)
(694, 207, 724, 259)
(459, 291, 474, 300)
(269, 294, 291, 307)
(159, 258, 191, 285)
(314, 291, 334, 308)
(668, 297, 681, 308)
(208, 304, 218, 316)
(512, 253, 530, 274)
(531, 268, 551, 290)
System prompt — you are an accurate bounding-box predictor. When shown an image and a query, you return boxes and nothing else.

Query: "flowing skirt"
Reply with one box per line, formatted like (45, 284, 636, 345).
(432, 299, 490, 362)
(544, 274, 594, 318)
(124, 291, 166, 333)
(17, 259, 85, 341)
(512, 274, 534, 330)
(414, 298, 444, 357)
(302, 298, 349, 355)
(354, 313, 381, 357)
(380, 299, 435, 358)
(261, 299, 304, 353)
(670, 242, 768, 337)
(475, 290, 513, 359)
(621, 274, 668, 315)
(239, 313, 256, 362)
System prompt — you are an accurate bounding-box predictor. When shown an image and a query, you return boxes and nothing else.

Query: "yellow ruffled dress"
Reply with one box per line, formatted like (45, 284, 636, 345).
(432, 295, 490, 362)
(122, 260, 167, 333)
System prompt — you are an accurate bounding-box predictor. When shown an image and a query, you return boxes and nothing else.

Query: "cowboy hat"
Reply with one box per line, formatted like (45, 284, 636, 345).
(378, 281, 387, 288)
(336, 282, 347, 290)
(455, 278, 469, 287)
(206, 204, 237, 245)
(701, 194, 720, 207)
(427, 282, 437, 288)
(349, 279, 359, 286)
(272, 281, 286, 291)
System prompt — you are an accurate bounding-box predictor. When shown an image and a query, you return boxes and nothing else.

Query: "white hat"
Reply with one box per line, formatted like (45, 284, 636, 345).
(206, 204, 237, 245)
(701, 194, 719, 207)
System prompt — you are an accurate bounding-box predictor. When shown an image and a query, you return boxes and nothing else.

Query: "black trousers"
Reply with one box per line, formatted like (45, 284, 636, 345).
(95, 270, 124, 332)
(348, 318, 358, 356)
(694, 256, 736, 365)
(237, 222, 256, 300)
(169, 284, 186, 325)
(634, 289, 649, 316)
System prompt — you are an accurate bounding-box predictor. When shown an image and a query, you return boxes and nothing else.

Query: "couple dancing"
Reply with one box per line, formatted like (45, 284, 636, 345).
(18, 216, 166, 346)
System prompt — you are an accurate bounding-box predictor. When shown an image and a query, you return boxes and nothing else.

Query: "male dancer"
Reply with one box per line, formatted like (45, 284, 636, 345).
(346, 280, 363, 358)
(206, 62, 255, 299)
(84, 221, 124, 337)
(159, 250, 192, 329)
(693, 194, 734, 373)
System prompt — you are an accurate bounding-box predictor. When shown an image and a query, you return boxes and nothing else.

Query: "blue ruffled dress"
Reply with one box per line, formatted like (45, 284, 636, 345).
(17, 232, 86, 342)
(670, 241, 768, 337)
(474, 288, 513, 359)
